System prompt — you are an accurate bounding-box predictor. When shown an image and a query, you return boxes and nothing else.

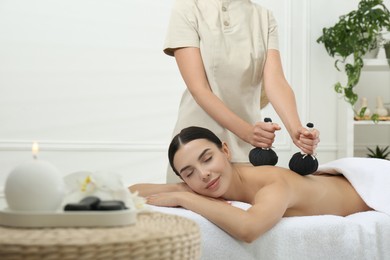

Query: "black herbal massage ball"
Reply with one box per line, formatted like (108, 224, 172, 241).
(288, 123, 318, 175)
(249, 118, 278, 166)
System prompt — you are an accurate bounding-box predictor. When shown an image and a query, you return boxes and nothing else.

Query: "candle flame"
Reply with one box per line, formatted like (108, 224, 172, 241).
(32, 142, 39, 159)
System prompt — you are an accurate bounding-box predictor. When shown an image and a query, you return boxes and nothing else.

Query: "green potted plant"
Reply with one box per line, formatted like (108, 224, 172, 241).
(317, 0, 390, 121)
(367, 145, 390, 159)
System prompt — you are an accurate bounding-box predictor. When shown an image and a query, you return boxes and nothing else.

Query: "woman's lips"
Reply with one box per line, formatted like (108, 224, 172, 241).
(206, 176, 220, 189)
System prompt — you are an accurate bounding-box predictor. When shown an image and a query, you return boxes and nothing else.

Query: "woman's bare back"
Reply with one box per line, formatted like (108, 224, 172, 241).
(238, 165, 372, 217)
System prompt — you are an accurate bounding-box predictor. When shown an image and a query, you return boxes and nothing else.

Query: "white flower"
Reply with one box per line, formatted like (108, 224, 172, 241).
(62, 171, 150, 212)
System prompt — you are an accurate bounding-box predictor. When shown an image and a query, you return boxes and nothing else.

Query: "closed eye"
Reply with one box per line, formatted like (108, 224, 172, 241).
(204, 156, 212, 162)
(183, 169, 194, 178)
(186, 171, 194, 178)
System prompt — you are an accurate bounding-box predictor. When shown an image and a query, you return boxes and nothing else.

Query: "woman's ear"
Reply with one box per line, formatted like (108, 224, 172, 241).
(221, 142, 231, 161)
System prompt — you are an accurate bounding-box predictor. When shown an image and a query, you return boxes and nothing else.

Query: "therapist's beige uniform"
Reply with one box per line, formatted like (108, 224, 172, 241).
(164, 0, 279, 183)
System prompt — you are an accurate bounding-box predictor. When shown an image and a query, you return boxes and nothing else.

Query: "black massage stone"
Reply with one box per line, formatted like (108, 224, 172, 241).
(64, 196, 126, 211)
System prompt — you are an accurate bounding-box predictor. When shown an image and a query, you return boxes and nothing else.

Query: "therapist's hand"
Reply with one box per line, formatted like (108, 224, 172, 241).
(294, 126, 320, 155)
(249, 121, 281, 148)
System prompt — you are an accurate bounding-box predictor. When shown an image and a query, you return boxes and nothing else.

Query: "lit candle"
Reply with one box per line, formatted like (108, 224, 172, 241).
(4, 142, 65, 211)
(32, 141, 39, 159)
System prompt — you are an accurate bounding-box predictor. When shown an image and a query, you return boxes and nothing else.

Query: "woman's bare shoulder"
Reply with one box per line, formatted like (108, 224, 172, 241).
(234, 165, 296, 196)
(238, 164, 300, 180)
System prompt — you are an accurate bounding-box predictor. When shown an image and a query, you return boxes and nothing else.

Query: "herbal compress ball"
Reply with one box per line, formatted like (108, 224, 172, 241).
(249, 118, 278, 166)
(288, 123, 318, 175)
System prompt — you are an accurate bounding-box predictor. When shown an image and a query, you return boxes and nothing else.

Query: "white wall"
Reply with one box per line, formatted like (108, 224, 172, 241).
(0, 0, 180, 188)
(0, 0, 389, 203)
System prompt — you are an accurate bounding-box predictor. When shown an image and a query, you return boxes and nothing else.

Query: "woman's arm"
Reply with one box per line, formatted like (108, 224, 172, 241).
(174, 47, 280, 148)
(146, 180, 290, 243)
(263, 49, 319, 154)
(129, 182, 191, 198)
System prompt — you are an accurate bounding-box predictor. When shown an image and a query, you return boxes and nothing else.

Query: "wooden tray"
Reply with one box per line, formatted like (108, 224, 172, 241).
(354, 116, 390, 121)
(0, 208, 136, 228)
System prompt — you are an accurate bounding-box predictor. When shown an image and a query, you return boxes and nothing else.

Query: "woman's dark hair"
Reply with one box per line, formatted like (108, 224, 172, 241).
(168, 126, 223, 176)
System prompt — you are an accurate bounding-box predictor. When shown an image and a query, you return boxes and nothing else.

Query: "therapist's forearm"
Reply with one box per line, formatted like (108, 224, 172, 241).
(268, 81, 302, 139)
(174, 47, 254, 144)
(194, 89, 253, 142)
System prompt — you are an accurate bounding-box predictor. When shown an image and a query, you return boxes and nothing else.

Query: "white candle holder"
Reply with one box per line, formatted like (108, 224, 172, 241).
(4, 143, 65, 212)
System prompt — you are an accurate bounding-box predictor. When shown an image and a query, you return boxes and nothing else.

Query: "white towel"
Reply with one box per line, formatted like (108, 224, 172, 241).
(152, 205, 390, 260)
(316, 157, 390, 215)
(256, 211, 390, 260)
(151, 202, 259, 260)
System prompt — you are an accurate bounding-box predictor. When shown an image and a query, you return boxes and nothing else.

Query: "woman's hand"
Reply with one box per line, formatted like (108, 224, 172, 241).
(250, 121, 281, 148)
(293, 126, 320, 154)
(146, 192, 185, 207)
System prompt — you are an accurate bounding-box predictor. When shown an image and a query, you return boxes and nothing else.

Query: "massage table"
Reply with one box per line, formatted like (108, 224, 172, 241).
(153, 158, 390, 260)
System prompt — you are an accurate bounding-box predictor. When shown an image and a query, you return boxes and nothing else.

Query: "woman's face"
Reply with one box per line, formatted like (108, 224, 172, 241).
(173, 138, 233, 197)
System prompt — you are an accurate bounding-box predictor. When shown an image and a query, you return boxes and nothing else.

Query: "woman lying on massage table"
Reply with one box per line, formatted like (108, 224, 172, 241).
(129, 126, 372, 243)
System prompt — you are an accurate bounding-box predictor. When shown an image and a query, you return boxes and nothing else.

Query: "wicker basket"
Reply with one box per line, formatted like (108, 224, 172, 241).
(0, 212, 201, 260)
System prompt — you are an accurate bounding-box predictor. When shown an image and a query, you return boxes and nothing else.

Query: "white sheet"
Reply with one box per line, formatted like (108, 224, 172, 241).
(152, 205, 390, 260)
(152, 158, 390, 260)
